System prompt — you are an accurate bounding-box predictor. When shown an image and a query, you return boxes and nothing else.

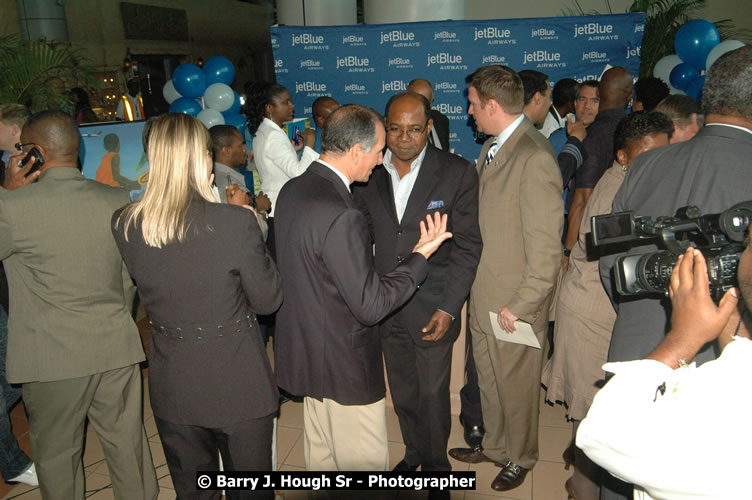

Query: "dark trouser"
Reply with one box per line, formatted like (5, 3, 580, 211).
(0, 306, 30, 481)
(459, 322, 483, 428)
(155, 414, 274, 500)
(382, 314, 453, 471)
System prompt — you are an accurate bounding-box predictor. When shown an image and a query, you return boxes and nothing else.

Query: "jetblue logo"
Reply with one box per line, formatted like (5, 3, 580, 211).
(342, 34, 364, 43)
(582, 50, 607, 61)
(300, 59, 321, 68)
(436, 103, 463, 115)
(474, 27, 511, 40)
(524, 50, 565, 68)
(274, 59, 288, 74)
(304, 106, 312, 115)
(336, 55, 370, 70)
(574, 74, 600, 83)
(482, 54, 506, 64)
(435, 82, 457, 90)
(434, 31, 458, 42)
(449, 132, 457, 139)
(380, 30, 418, 47)
(388, 57, 411, 67)
(381, 80, 407, 93)
(574, 22, 618, 40)
(345, 83, 366, 93)
(626, 46, 641, 59)
(274, 59, 283, 68)
(531, 27, 557, 39)
(427, 52, 463, 67)
(271, 38, 279, 48)
(292, 33, 324, 46)
(635, 24, 645, 32)
(296, 81, 327, 93)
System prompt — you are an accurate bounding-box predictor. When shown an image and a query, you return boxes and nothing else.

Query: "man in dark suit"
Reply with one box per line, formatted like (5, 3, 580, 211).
(354, 92, 481, 480)
(274, 104, 452, 472)
(598, 45, 752, 500)
(0, 111, 157, 499)
(408, 79, 450, 151)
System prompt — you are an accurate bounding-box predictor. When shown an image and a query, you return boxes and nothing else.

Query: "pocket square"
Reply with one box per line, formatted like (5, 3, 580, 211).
(427, 200, 444, 210)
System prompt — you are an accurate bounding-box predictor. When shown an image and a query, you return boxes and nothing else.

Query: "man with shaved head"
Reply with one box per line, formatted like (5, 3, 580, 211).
(408, 78, 451, 150)
(311, 96, 339, 153)
(0, 110, 157, 499)
(564, 66, 633, 256)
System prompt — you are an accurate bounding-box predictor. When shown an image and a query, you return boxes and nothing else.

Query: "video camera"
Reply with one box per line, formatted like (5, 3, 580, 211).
(591, 201, 752, 302)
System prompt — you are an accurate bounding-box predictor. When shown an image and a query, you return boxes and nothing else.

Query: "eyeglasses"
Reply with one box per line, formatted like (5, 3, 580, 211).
(14, 142, 34, 152)
(387, 122, 429, 139)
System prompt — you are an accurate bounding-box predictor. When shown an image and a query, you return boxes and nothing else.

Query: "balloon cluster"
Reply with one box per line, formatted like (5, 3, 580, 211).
(162, 56, 246, 130)
(653, 20, 745, 101)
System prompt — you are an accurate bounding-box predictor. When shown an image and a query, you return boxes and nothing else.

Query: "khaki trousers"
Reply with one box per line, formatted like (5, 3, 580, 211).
(303, 396, 388, 471)
(23, 364, 158, 500)
(470, 313, 546, 469)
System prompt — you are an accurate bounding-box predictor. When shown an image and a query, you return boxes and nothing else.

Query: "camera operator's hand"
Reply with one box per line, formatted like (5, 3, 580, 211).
(647, 248, 739, 368)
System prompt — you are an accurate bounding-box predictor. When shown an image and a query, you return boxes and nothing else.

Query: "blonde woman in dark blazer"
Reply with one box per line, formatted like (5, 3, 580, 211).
(112, 113, 281, 500)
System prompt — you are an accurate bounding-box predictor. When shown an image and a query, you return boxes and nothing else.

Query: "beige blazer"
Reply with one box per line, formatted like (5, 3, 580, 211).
(0, 167, 144, 383)
(469, 118, 563, 336)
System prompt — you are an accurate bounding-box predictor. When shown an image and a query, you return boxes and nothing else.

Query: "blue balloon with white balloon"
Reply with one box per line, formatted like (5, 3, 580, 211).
(674, 19, 720, 70)
(203, 56, 236, 86)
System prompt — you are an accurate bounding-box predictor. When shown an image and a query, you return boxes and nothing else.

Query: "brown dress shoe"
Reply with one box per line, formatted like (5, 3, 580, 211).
(491, 461, 529, 491)
(448, 447, 506, 467)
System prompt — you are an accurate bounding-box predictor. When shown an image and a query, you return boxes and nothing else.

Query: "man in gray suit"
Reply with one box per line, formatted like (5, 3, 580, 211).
(599, 45, 752, 500)
(0, 111, 157, 499)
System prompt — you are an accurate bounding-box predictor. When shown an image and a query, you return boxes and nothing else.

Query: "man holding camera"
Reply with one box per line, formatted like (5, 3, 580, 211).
(601, 46, 752, 366)
(579, 244, 750, 499)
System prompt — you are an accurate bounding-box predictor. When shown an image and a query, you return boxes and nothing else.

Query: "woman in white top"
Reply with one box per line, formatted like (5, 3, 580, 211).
(245, 83, 318, 222)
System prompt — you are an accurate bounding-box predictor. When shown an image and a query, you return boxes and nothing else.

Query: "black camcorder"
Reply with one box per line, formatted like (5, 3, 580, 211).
(591, 201, 752, 303)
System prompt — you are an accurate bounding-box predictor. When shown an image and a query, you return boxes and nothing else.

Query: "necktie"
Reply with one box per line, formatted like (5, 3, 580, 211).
(485, 141, 499, 167)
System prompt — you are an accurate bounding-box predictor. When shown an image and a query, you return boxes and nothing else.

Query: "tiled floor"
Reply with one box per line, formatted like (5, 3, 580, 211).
(0, 382, 573, 500)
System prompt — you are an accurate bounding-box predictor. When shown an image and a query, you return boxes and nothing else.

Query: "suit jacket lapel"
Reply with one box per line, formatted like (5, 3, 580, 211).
(482, 119, 531, 175)
(401, 146, 441, 224)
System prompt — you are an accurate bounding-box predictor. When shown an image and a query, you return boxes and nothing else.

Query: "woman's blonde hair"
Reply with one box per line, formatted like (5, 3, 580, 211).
(117, 113, 215, 247)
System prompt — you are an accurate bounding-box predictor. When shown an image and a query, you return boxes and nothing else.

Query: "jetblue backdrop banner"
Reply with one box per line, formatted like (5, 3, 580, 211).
(271, 14, 645, 162)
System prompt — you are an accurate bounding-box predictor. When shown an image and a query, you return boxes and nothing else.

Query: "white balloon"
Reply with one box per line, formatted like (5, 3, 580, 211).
(197, 109, 225, 128)
(162, 80, 181, 104)
(706, 40, 746, 71)
(203, 83, 234, 112)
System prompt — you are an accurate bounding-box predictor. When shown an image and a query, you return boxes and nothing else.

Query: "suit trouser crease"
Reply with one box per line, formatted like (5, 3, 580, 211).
(470, 312, 544, 469)
(382, 316, 453, 471)
(22, 364, 158, 500)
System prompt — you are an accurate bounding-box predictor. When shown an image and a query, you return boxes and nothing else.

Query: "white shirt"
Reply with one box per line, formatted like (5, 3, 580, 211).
(252, 117, 319, 216)
(577, 337, 752, 499)
(540, 107, 567, 138)
(383, 145, 428, 222)
(318, 159, 351, 192)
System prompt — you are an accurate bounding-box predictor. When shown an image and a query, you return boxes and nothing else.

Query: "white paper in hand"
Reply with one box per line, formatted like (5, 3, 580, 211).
(488, 311, 541, 349)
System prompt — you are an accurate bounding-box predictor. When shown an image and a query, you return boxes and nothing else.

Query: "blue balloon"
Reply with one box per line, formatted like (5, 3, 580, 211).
(685, 76, 706, 101)
(172, 63, 207, 99)
(675, 19, 720, 70)
(223, 112, 247, 132)
(223, 91, 242, 116)
(670, 63, 700, 91)
(203, 56, 235, 86)
(169, 97, 202, 116)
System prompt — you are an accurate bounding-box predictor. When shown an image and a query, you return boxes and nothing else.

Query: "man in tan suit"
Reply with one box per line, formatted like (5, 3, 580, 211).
(449, 65, 563, 491)
(0, 111, 157, 499)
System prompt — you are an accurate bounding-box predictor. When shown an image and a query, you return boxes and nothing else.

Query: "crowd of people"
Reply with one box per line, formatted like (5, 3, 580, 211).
(0, 44, 749, 500)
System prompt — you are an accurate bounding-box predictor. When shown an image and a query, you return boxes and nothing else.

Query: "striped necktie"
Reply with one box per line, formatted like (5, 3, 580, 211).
(485, 141, 499, 167)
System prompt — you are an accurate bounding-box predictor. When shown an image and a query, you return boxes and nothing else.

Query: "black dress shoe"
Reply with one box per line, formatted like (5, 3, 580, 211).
(392, 459, 419, 471)
(491, 461, 529, 491)
(448, 447, 505, 467)
(459, 413, 485, 449)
